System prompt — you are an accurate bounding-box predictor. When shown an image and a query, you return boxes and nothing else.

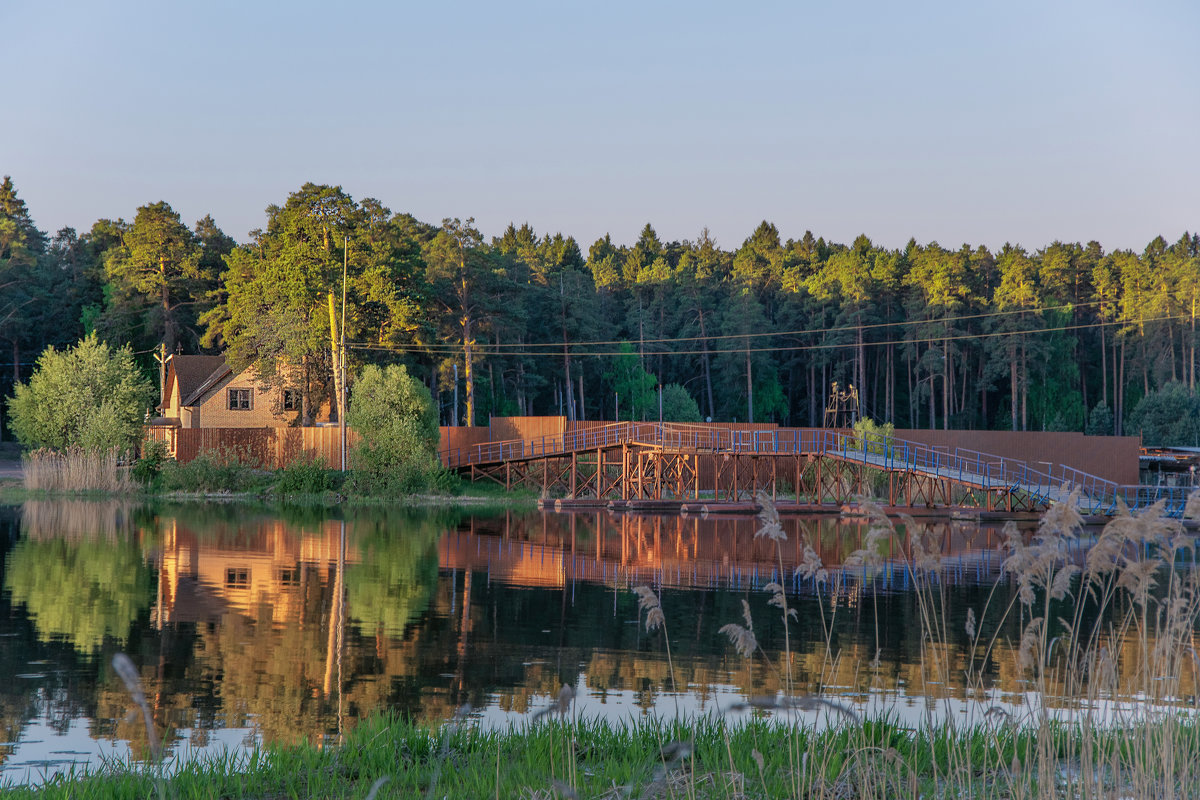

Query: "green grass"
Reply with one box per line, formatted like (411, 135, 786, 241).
(9, 712, 1200, 799)
(0, 446, 538, 509)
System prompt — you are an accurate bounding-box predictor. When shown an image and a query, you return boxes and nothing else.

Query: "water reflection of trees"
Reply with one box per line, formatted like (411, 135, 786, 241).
(0, 504, 115, 769)
(137, 508, 448, 748)
(5, 502, 151, 654)
(5, 503, 1195, 771)
(346, 512, 441, 636)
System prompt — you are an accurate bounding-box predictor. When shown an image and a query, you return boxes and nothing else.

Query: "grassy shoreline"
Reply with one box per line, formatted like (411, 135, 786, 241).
(4, 445, 542, 512)
(0, 470, 540, 512)
(6, 711, 1200, 799)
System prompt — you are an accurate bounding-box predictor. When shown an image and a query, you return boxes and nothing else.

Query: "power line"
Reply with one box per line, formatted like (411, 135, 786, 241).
(349, 313, 1187, 360)
(364, 300, 1105, 353)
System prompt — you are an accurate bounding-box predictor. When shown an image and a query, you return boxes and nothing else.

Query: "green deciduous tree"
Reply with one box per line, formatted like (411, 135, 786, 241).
(346, 363, 442, 493)
(605, 342, 656, 421)
(5, 536, 152, 654)
(8, 334, 154, 452)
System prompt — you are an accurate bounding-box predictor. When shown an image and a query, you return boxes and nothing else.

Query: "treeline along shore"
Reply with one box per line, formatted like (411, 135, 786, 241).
(2, 176, 1198, 444)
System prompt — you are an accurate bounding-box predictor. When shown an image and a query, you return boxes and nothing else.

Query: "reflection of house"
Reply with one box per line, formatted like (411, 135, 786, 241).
(156, 518, 353, 625)
(154, 354, 318, 429)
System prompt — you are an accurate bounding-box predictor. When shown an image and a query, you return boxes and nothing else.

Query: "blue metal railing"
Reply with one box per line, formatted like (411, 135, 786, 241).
(440, 422, 1183, 516)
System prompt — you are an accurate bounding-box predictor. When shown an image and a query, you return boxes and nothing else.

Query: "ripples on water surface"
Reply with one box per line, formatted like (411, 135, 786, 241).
(0, 500, 1187, 783)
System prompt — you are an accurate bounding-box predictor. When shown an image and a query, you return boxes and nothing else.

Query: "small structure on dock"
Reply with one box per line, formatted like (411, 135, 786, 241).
(822, 382, 859, 429)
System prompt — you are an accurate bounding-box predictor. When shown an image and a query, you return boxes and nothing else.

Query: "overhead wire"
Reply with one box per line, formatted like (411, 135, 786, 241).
(349, 312, 1187, 359)
(354, 300, 1106, 352)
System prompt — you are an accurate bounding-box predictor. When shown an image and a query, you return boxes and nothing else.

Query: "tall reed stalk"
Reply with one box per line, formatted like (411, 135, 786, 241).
(21, 447, 136, 493)
(707, 491, 1200, 799)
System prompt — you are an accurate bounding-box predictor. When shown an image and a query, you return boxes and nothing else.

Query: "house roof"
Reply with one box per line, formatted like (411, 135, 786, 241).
(169, 355, 230, 407)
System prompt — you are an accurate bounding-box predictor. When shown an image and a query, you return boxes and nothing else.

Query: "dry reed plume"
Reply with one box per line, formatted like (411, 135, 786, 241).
(21, 447, 137, 493)
(707, 491, 1200, 799)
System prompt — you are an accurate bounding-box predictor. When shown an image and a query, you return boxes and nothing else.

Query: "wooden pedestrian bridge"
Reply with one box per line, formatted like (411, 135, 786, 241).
(440, 422, 1194, 517)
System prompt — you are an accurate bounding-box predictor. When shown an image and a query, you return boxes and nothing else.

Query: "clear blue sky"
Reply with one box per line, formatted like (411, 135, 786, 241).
(5, 0, 1198, 252)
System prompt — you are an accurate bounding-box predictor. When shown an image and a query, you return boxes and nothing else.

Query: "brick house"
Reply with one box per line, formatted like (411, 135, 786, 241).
(154, 354, 314, 429)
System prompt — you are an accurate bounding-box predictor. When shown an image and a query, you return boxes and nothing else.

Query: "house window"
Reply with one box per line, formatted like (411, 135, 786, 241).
(225, 568, 250, 588)
(228, 388, 251, 410)
(279, 567, 300, 587)
(282, 390, 300, 411)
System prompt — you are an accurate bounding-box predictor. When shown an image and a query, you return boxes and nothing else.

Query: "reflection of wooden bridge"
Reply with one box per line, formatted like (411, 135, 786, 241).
(442, 422, 1187, 516)
(443, 512, 1012, 592)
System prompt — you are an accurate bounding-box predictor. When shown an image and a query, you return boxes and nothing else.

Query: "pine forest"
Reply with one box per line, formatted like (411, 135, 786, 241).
(2, 177, 1198, 444)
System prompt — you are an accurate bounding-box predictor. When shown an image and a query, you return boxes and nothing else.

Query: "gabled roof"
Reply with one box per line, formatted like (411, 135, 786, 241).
(168, 355, 230, 407)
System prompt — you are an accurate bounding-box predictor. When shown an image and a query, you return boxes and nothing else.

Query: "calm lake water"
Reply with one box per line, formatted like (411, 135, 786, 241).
(0, 500, 1181, 784)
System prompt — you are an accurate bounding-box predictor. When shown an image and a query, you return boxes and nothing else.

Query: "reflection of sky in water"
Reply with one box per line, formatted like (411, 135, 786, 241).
(0, 502, 1191, 786)
(9, 675, 1194, 787)
(3, 716, 255, 787)
(477, 681, 1199, 740)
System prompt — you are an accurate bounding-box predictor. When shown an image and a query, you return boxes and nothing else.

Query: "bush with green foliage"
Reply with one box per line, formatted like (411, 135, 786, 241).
(345, 364, 447, 495)
(159, 446, 268, 493)
(132, 438, 169, 486)
(8, 334, 154, 453)
(1126, 382, 1200, 446)
(852, 417, 895, 456)
(275, 453, 337, 495)
(604, 343, 657, 421)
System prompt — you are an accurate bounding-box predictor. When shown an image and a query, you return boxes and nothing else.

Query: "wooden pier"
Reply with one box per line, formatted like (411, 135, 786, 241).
(441, 422, 1186, 516)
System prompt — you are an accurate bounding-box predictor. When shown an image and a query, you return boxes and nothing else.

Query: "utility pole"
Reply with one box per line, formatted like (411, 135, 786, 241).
(452, 363, 459, 426)
(745, 346, 754, 424)
(328, 294, 342, 413)
(326, 238, 349, 471)
(340, 237, 348, 471)
(155, 342, 167, 411)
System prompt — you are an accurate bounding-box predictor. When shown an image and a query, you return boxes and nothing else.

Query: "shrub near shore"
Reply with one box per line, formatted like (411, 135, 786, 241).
(15, 443, 479, 503)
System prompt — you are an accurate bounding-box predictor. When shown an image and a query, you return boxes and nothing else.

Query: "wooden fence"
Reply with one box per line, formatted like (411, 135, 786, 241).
(492, 416, 567, 442)
(440, 425, 494, 454)
(148, 426, 358, 469)
(892, 429, 1141, 486)
(153, 423, 491, 470)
